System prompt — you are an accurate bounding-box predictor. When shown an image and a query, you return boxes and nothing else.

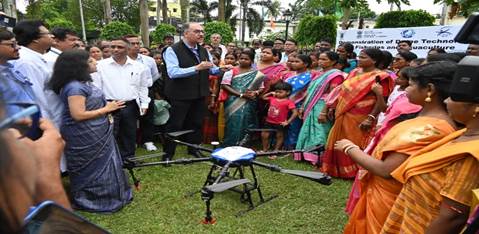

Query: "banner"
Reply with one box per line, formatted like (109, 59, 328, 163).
(336, 25, 468, 58)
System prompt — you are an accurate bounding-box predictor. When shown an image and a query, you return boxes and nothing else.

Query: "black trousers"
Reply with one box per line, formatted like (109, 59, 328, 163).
(163, 98, 206, 160)
(112, 100, 139, 160)
(139, 95, 156, 143)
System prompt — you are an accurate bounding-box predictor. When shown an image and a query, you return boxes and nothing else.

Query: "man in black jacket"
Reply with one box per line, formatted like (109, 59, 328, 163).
(162, 23, 231, 160)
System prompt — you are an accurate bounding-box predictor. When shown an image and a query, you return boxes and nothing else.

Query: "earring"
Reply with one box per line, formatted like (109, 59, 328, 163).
(425, 92, 432, 103)
(473, 106, 479, 118)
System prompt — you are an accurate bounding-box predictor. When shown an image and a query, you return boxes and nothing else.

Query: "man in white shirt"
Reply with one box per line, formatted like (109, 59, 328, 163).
(210, 33, 227, 60)
(13, 21, 70, 173)
(44, 27, 80, 71)
(95, 37, 152, 160)
(124, 34, 160, 152)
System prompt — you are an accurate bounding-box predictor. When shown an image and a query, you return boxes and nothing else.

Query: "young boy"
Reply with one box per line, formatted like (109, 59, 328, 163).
(261, 82, 298, 159)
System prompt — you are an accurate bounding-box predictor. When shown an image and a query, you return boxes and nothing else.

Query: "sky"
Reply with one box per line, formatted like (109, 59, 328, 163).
(15, 0, 444, 16)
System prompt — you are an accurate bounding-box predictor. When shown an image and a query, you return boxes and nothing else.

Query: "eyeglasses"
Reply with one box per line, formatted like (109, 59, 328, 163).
(192, 30, 205, 34)
(0, 42, 18, 48)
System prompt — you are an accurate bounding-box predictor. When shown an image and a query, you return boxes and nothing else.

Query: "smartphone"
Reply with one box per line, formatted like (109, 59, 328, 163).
(375, 75, 381, 83)
(23, 201, 110, 234)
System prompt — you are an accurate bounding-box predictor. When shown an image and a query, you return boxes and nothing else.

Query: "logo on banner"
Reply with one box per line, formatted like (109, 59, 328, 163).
(356, 31, 363, 39)
(400, 29, 415, 38)
(436, 26, 453, 37)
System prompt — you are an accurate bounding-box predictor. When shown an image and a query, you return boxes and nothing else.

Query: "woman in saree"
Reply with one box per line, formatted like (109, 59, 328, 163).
(294, 51, 344, 164)
(221, 50, 264, 146)
(335, 61, 457, 234)
(48, 50, 132, 212)
(336, 42, 357, 74)
(257, 46, 287, 125)
(283, 54, 313, 148)
(382, 60, 479, 233)
(321, 48, 395, 179)
(217, 52, 238, 141)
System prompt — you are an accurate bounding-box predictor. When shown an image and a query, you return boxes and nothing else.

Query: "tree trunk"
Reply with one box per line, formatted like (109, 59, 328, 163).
(140, 0, 150, 47)
(180, 0, 189, 22)
(341, 6, 352, 30)
(102, 0, 112, 24)
(156, 0, 161, 25)
(241, 2, 246, 43)
(218, 0, 225, 21)
(162, 0, 168, 23)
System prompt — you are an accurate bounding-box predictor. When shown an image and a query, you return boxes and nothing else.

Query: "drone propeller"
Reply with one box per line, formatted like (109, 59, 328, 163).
(246, 128, 277, 133)
(255, 145, 324, 157)
(127, 157, 211, 168)
(204, 179, 251, 193)
(166, 130, 195, 138)
(126, 152, 166, 162)
(252, 160, 332, 185)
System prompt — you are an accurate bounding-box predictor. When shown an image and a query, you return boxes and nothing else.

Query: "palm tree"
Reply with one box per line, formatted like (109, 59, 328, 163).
(225, 0, 238, 31)
(218, 0, 225, 21)
(102, 0, 113, 23)
(264, 0, 281, 20)
(139, 0, 150, 46)
(156, 0, 169, 24)
(339, 0, 409, 29)
(180, 0, 189, 22)
(238, 0, 273, 42)
(190, 0, 218, 23)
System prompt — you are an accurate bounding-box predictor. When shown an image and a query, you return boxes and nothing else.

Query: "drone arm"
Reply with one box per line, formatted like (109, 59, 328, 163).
(255, 145, 324, 157)
(168, 138, 213, 153)
(251, 160, 282, 172)
(127, 157, 211, 168)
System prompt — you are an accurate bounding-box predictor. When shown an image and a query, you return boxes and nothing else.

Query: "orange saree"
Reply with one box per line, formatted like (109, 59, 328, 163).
(382, 129, 479, 233)
(321, 69, 394, 178)
(343, 117, 455, 234)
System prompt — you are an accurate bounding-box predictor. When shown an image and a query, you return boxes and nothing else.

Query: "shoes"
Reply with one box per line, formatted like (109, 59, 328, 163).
(144, 142, 158, 151)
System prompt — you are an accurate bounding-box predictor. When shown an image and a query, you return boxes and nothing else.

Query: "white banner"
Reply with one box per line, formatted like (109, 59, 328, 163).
(336, 25, 469, 58)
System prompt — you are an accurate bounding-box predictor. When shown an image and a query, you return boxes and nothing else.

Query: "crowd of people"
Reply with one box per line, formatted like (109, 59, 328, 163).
(1, 19, 479, 233)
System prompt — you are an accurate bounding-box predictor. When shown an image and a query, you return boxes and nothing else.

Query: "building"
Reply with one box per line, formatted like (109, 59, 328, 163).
(0, 0, 16, 18)
(148, 0, 181, 26)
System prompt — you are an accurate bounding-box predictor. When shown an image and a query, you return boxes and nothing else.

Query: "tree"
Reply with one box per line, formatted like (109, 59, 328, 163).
(180, 0, 189, 22)
(151, 23, 176, 44)
(264, 0, 281, 20)
(204, 21, 235, 44)
(139, 0, 150, 46)
(295, 15, 336, 46)
(433, 0, 479, 17)
(225, 0, 238, 32)
(190, 0, 218, 22)
(102, 0, 112, 23)
(218, 0, 225, 21)
(100, 21, 135, 40)
(237, 0, 273, 42)
(375, 10, 435, 28)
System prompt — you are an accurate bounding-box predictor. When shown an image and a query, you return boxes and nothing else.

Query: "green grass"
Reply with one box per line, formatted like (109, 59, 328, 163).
(79, 146, 352, 233)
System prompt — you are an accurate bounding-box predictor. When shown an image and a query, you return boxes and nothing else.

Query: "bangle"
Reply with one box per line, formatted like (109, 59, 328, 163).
(211, 94, 217, 97)
(367, 114, 376, 120)
(239, 93, 243, 98)
(344, 145, 360, 155)
(320, 112, 327, 116)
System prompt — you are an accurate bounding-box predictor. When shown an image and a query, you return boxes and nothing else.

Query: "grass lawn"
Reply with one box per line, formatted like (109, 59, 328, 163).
(80, 146, 352, 233)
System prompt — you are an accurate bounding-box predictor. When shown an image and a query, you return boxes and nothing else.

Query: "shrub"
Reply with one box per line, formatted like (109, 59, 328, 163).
(47, 18, 75, 31)
(294, 15, 337, 47)
(375, 10, 435, 28)
(204, 21, 235, 44)
(151, 23, 176, 44)
(100, 21, 135, 40)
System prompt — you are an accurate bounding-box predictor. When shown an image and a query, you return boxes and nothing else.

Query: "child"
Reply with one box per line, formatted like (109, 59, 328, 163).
(203, 52, 221, 143)
(261, 82, 298, 159)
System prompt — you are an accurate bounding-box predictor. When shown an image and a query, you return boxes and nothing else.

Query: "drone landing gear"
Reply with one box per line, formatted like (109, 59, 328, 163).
(201, 163, 278, 218)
